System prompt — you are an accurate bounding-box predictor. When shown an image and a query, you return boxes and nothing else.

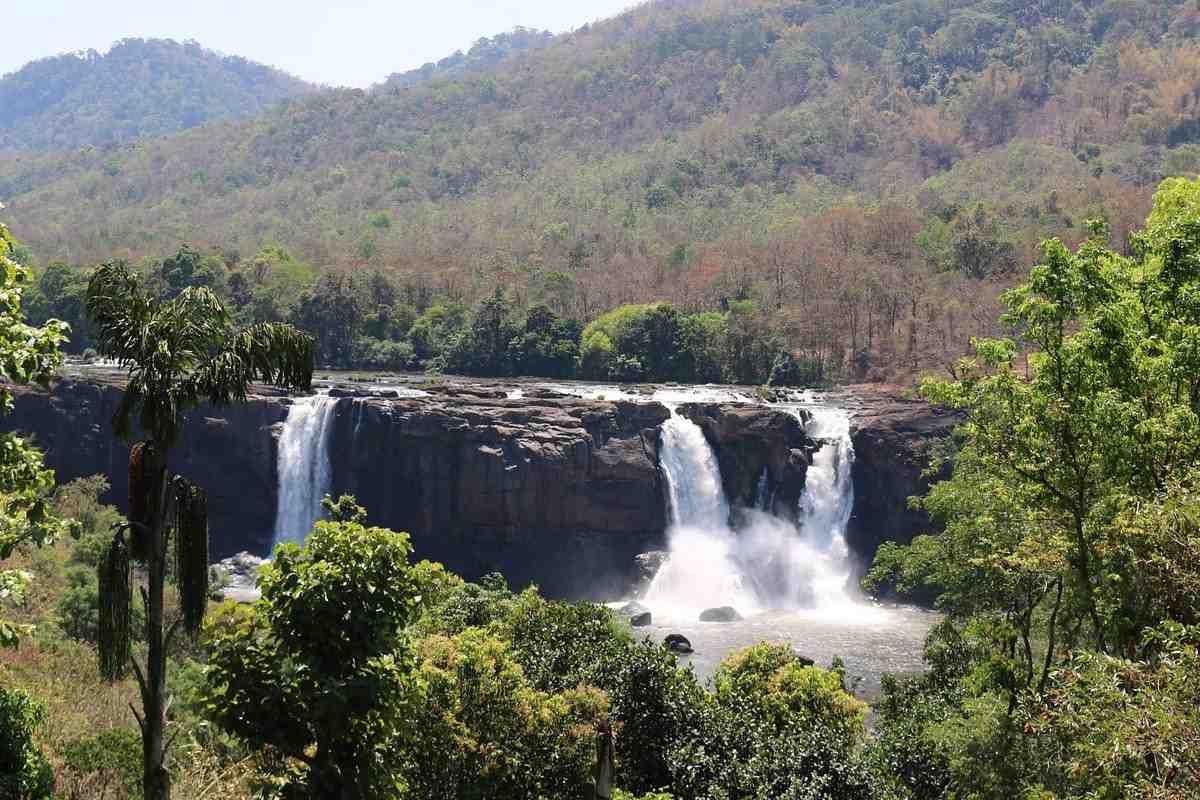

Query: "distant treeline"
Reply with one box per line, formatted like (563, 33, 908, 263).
(26, 245, 822, 386)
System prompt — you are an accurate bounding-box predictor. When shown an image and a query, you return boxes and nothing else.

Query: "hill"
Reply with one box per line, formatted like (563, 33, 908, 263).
(0, 38, 317, 151)
(4, 0, 1200, 380)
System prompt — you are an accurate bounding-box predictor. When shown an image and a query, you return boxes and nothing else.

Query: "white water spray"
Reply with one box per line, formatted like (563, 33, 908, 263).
(643, 411, 757, 618)
(273, 395, 338, 546)
(643, 400, 869, 621)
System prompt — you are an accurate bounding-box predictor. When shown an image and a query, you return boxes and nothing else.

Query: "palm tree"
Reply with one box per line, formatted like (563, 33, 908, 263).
(86, 260, 313, 800)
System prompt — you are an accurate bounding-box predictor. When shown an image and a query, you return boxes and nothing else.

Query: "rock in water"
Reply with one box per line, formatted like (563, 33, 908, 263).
(213, 551, 268, 603)
(630, 612, 652, 627)
(619, 601, 650, 617)
(699, 606, 742, 623)
(664, 634, 693, 654)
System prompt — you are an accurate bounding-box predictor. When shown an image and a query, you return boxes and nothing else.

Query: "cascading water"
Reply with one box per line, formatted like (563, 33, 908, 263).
(273, 395, 338, 546)
(642, 400, 866, 621)
(642, 411, 758, 617)
(796, 407, 857, 608)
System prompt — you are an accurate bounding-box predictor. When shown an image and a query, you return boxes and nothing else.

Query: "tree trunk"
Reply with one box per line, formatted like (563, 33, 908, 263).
(142, 447, 171, 800)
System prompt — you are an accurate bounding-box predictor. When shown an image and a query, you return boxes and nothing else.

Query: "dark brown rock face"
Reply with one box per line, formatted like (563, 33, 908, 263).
(4, 379, 285, 558)
(678, 403, 815, 518)
(847, 390, 962, 565)
(1, 378, 957, 598)
(327, 396, 671, 598)
(1, 380, 676, 598)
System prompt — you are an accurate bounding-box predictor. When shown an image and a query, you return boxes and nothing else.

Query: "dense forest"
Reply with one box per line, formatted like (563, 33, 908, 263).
(5, 0, 1200, 380)
(0, 38, 316, 152)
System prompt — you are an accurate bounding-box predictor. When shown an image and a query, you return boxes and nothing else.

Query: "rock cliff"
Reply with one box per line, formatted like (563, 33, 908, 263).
(846, 389, 962, 565)
(677, 403, 815, 518)
(324, 394, 671, 598)
(0, 378, 959, 597)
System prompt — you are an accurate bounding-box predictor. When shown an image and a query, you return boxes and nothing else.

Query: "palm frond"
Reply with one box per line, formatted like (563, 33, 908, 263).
(86, 264, 314, 445)
(85, 262, 154, 365)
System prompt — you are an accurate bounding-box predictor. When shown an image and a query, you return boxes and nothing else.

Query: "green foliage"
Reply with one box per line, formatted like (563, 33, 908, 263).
(203, 514, 421, 798)
(85, 259, 314, 443)
(866, 177, 1200, 799)
(0, 687, 54, 800)
(0, 220, 68, 648)
(712, 643, 867, 742)
(60, 728, 143, 797)
(402, 628, 608, 799)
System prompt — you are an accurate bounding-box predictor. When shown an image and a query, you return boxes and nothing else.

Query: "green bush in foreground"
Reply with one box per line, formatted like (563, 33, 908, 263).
(0, 687, 54, 800)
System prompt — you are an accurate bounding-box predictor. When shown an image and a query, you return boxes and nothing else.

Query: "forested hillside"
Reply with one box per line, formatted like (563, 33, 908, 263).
(0, 38, 316, 151)
(7, 0, 1200, 380)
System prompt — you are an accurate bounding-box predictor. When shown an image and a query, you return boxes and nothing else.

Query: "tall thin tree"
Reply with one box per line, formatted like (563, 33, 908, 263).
(86, 260, 313, 800)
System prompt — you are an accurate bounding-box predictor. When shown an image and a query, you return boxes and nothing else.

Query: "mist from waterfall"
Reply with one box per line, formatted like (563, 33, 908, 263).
(642, 413, 758, 616)
(273, 395, 338, 547)
(642, 402, 869, 622)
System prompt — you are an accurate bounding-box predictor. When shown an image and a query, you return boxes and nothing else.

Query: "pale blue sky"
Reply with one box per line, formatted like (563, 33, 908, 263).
(2, 0, 640, 87)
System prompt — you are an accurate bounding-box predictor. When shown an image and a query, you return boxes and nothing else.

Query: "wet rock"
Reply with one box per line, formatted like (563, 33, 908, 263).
(677, 403, 815, 517)
(664, 633, 694, 654)
(619, 601, 650, 617)
(630, 551, 669, 596)
(630, 612, 652, 627)
(848, 388, 963, 562)
(700, 606, 742, 622)
(213, 551, 268, 603)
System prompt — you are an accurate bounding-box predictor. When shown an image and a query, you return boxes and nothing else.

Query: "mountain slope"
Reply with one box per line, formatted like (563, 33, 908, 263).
(0, 38, 317, 151)
(3, 0, 1200, 379)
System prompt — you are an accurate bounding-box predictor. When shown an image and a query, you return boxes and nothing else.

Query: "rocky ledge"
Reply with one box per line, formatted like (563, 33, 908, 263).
(1, 379, 816, 598)
(0, 378, 958, 597)
(846, 387, 963, 564)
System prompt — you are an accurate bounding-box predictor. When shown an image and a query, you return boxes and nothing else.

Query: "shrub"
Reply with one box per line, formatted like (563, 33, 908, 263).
(0, 687, 53, 800)
(60, 728, 142, 797)
(401, 628, 608, 799)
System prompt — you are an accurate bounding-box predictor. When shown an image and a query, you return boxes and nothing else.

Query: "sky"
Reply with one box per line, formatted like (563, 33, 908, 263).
(0, 0, 641, 88)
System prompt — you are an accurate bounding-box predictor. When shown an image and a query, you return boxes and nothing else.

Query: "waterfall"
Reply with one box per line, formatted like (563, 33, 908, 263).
(642, 412, 756, 617)
(790, 406, 857, 610)
(642, 401, 865, 621)
(273, 395, 338, 547)
(658, 412, 729, 529)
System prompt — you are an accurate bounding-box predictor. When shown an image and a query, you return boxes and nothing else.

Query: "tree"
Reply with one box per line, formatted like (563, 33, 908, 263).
(0, 221, 68, 648)
(0, 687, 54, 800)
(865, 177, 1200, 797)
(85, 260, 313, 800)
(203, 497, 420, 798)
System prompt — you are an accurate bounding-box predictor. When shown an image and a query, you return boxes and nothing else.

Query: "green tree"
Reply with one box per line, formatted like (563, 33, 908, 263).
(85, 260, 313, 800)
(445, 287, 517, 376)
(0, 687, 54, 800)
(0, 221, 68, 648)
(203, 499, 420, 799)
(866, 176, 1200, 797)
(291, 272, 364, 367)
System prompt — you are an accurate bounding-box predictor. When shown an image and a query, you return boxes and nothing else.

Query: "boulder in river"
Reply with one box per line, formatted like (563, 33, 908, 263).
(213, 551, 268, 603)
(664, 634, 694, 654)
(699, 606, 743, 622)
(619, 601, 650, 617)
(630, 612, 652, 627)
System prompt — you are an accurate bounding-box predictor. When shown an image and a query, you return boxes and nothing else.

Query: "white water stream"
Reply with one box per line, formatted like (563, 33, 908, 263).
(273, 394, 338, 546)
(643, 402, 875, 623)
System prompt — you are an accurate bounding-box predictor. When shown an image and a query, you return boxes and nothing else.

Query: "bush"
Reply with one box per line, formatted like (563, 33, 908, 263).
(60, 728, 142, 797)
(56, 566, 146, 644)
(352, 336, 416, 371)
(0, 687, 54, 800)
(401, 628, 608, 799)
